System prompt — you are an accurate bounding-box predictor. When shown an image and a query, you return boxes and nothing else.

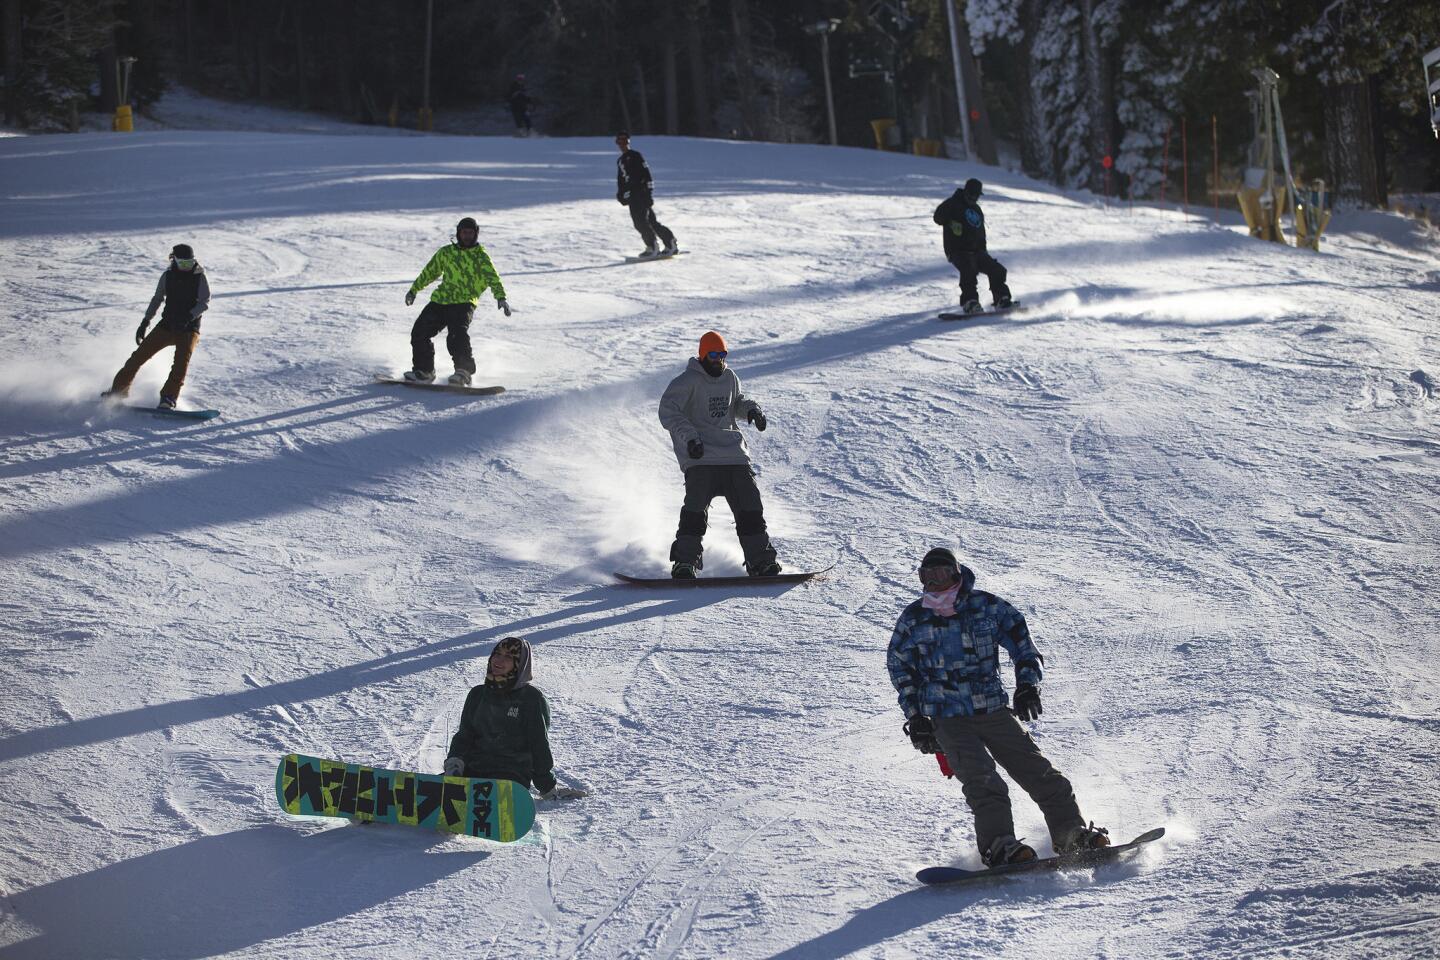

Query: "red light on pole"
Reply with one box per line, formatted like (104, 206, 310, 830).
(969, 109, 980, 121)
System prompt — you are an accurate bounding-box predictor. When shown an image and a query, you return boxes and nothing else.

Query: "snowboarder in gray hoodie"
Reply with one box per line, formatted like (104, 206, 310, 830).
(658, 330, 780, 579)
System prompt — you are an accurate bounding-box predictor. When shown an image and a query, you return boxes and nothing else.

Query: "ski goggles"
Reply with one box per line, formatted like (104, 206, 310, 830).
(918, 564, 958, 583)
(172, 257, 196, 270)
(705, 350, 728, 360)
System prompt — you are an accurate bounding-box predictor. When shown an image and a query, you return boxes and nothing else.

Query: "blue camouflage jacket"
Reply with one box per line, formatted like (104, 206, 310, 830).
(886, 565, 1045, 719)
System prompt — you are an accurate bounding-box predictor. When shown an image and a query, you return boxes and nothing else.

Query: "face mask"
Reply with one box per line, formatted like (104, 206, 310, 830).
(173, 258, 196, 270)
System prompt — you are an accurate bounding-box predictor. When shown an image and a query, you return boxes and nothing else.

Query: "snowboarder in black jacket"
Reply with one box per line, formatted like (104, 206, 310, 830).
(934, 178, 1012, 314)
(616, 132, 678, 259)
(444, 637, 579, 799)
(508, 75, 532, 135)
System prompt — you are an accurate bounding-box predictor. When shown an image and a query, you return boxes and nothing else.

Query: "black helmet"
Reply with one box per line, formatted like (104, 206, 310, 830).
(171, 243, 194, 259)
(455, 217, 479, 246)
(963, 178, 983, 201)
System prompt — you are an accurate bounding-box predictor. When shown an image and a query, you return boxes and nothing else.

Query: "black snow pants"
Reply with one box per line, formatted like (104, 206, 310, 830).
(627, 193, 675, 250)
(669, 464, 776, 571)
(411, 302, 477, 375)
(952, 250, 1011, 306)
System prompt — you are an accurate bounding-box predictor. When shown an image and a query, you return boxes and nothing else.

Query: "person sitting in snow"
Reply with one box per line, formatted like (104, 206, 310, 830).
(658, 330, 780, 579)
(444, 637, 583, 800)
(933, 177, 1012, 314)
(403, 216, 510, 387)
(102, 243, 211, 410)
(887, 547, 1110, 866)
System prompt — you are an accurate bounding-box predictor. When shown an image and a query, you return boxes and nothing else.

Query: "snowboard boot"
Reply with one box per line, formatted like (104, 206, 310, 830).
(961, 300, 984, 315)
(663, 238, 679, 256)
(982, 835, 1037, 867)
(639, 244, 660, 259)
(1056, 822, 1111, 856)
(157, 396, 177, 410)
(404, 368, 436, 383)
(100, 389, 126, 401)
(671, 561, 698, 579)
(745, 559, 782, 577)
(995, 293, 1013, 308)
(448, 369, 473, 386)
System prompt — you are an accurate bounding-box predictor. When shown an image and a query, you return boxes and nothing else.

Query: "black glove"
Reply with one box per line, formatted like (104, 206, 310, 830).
(135, 319, 150, 345)
(618, 191, 630, 205)
(904, 716, 940, 754)
(497, 298, 511, 316)
(405, 289, 416, 307)
(747, 408, 767, 432)
(686, 438, 704, 459)
(1013, 684, 1043, 721)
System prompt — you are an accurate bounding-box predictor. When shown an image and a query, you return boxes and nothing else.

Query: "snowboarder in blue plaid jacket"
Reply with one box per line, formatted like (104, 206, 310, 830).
(887, 547, 1110, 867)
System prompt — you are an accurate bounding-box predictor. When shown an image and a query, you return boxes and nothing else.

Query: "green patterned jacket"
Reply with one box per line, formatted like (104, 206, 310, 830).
(409, 242, 507, 306)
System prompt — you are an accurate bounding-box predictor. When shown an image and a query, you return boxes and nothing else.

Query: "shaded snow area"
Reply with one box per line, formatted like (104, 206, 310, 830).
(1, 126, 1438, 959)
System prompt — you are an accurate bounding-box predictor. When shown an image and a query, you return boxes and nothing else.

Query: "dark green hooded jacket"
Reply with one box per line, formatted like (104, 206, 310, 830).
(447, 639, 556, 792)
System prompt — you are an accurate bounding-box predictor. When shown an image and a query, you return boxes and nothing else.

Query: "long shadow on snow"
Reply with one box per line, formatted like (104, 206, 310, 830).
(765, 869, 1137, 959)
(0, 588, 720, 763)
(0, 271, 1268, 557)
(0, 392, 410, 482)
(0, 824, 479, 960)
(0, 297, 1081, 559)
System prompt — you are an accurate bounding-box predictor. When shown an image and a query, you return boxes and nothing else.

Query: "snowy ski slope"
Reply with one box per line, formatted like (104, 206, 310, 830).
(1, 112, 1438, 958)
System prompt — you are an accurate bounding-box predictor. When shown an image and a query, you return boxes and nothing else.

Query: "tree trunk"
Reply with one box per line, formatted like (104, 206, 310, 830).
(635, 61, 651, 134)
(728, 0, 758, 138)
(663, 36, 678, 135)
(183, 0, 194, 81)
(686, 3, 710, 136)
(1324, 78, 1385, 207)
(99, 43, 119, 112)
(294, 2, 308, 109)
(2, 0, 20, 124)
(1015, 0, 1049, 179)
(1079, 0, 1115, 192)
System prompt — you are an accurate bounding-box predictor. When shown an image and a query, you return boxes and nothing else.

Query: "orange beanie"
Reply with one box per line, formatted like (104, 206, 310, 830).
(698, 331, 727, 358)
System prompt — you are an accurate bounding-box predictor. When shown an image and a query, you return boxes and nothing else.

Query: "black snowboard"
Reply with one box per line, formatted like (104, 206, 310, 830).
(623, 250, 688, 264)
(614, 565, 831, 588)
(938, 301, 1021, 321)
(916, 827, 1165, 886)
(376, 376, 505, 396)
(107, 402, 220, 421)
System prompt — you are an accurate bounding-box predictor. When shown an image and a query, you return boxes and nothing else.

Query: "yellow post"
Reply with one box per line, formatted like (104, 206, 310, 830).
(418, 107, 433, 131)
(112, 104, 134, 132)
(870, 118, 896, 150)
(912, 138, 942, 157)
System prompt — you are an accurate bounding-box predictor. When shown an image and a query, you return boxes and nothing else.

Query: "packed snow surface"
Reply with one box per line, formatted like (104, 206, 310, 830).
(1, 116, 1438, 959)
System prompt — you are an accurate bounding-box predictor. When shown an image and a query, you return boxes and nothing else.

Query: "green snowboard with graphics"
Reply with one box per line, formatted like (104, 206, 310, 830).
(275, 753, 536, 841)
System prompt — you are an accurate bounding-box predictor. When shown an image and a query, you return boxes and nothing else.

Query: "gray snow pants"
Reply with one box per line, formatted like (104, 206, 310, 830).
(934, 711, 1085, 856)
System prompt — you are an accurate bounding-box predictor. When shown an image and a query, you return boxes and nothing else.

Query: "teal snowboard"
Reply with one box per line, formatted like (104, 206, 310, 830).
(275, 753, 536, 841)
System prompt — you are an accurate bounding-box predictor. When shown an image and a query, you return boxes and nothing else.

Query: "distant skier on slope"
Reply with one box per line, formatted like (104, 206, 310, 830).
(403, 217, 510, 386)
(616, 132, 678, 259)
(658, 331, 780, 579)
(934, 177, 1012, 314)
(887, 548, 1110, 866)
(445, 637, 584, 800)
(102, 243, 211, 410)
(508, 74, 533, 136)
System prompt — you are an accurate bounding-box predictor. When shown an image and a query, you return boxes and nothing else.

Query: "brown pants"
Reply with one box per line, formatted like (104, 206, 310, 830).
(110, 326, 200, 401)
(935, 711, 1085, 856)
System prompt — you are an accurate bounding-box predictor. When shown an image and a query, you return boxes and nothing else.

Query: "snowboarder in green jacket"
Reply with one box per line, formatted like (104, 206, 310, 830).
(403, 216, 510, 386)
(444, 637, 580, 800)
